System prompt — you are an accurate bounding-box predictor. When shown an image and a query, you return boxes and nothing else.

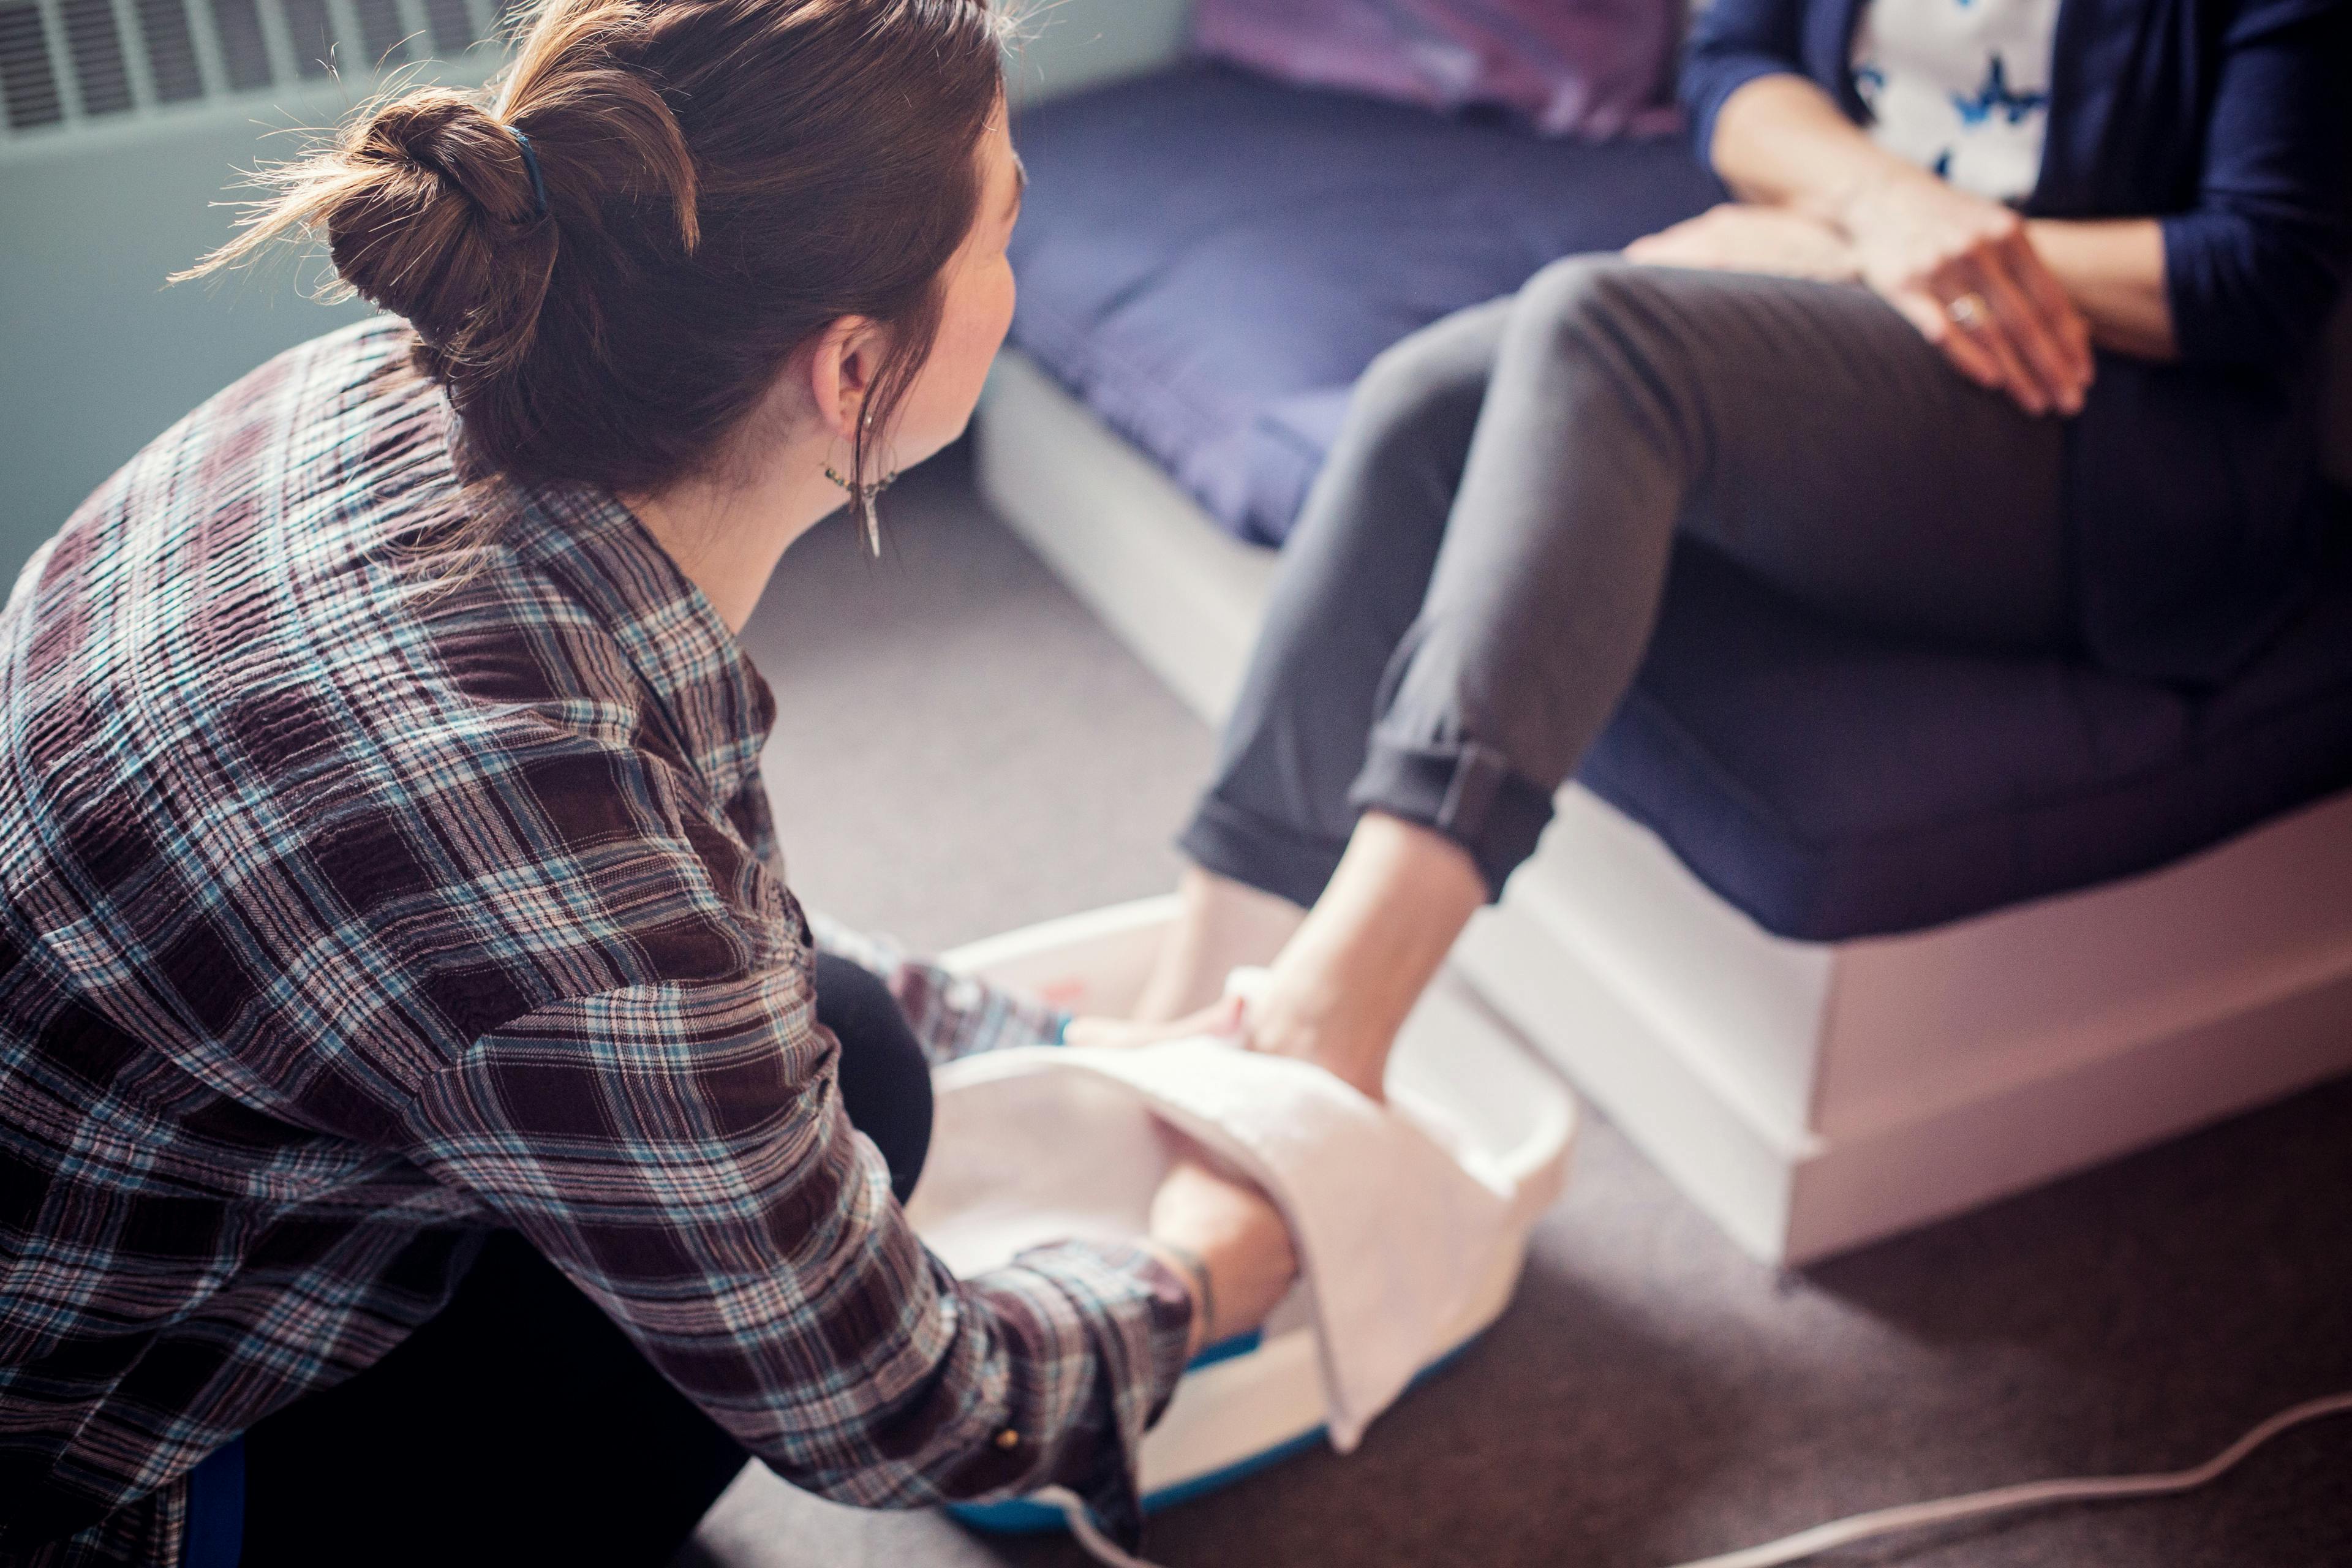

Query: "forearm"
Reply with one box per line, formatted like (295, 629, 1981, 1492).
(1712, 75, 2179, 364)
(410, 990, 1188, 1535)
(1708, 74, 1936, 225)
(2026, 219, 2176, 360)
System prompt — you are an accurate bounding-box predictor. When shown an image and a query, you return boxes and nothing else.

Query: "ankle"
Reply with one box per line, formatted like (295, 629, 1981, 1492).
(1246, 965, 1391, 1098)
(1232, 815, 1484, 1096)
(1133, 867, 1305, 1022)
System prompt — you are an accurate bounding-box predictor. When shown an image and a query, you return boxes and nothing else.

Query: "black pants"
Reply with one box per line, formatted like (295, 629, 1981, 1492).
(238, 955, 933, 1568)
(1182, 259, 2073, 905)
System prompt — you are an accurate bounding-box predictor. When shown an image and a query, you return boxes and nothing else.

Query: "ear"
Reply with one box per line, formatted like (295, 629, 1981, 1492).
(807, 315, 888, 443)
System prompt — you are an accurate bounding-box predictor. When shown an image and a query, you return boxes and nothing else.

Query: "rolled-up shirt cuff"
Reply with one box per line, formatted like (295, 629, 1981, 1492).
(1679, 55, 1804, 173)
(2154, 209, 2337, 368)
(1001, 1239, 1194, 1550)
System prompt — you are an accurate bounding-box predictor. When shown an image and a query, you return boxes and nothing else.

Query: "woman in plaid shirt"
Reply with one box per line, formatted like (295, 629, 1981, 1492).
(0, 1, 1295, 1562)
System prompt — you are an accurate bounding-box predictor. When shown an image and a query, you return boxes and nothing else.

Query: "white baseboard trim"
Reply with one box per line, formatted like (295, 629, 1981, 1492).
(975, 351, 1276, 725)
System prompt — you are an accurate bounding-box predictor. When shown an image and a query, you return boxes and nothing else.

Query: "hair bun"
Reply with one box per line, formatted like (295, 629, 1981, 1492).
(325, 87, 557, 372)
(180, 0, 1001, 506)
(363, 92, 544, 228)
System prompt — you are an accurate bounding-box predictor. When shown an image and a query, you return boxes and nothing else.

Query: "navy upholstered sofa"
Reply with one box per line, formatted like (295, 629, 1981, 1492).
(1004, 62, 2352, 946)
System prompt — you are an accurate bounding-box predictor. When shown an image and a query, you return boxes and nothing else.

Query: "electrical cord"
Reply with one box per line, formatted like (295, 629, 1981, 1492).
(1660, 1389, 2352, 1568)
(1031, 1390, 2352, 1568)
(1039, 1487, 1164, 1568)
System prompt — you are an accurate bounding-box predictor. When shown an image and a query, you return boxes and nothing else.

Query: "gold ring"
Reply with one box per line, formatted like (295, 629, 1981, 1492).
(1947, 292, 1991, 329)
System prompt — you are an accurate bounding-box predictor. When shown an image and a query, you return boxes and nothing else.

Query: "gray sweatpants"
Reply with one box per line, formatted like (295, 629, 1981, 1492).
(1180, 255, 2073, 905)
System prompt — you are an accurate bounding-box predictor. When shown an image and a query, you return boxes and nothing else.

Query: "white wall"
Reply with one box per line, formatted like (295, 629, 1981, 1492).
(0, 0, 1195, 587)
(1, 102, 380, 577)
(1006, 0, 1193, 102)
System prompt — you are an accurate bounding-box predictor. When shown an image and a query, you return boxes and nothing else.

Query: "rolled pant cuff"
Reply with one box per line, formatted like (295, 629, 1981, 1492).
(1348, 735, 1555, 902)
(1177, 792, 1351, 911)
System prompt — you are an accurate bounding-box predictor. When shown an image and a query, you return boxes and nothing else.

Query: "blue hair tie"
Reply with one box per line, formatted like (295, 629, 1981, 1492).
(506, 124, 548, 220)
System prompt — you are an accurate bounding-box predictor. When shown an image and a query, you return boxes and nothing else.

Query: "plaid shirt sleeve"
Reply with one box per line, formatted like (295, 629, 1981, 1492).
(396, 961, 1191, 1542)
(0, 322, 1197, 1564)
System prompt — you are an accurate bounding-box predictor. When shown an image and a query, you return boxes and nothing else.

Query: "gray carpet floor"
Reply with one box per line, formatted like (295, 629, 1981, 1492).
(679, 441, 2352, 1568)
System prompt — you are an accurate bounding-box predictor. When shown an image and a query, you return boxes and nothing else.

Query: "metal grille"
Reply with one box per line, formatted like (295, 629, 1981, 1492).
(209, 0, 268, 91)
(59, 0, 132, 115)
(136, 0, 203, 102)
(0, 2, 62, 127)
(0, 0, 504, 147)
(352, 0, 407, 69)
(279, 0, 333, 78)
(422, 0, 470, 55)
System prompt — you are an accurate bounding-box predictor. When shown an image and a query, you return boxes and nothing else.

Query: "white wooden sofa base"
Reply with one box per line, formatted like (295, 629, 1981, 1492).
(974, 348, 2352, 1266)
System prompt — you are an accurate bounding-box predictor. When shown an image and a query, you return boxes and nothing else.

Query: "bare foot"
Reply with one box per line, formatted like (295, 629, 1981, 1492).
(1131, 865, 1305, 1022)
(1237, 813, 1485, 1101)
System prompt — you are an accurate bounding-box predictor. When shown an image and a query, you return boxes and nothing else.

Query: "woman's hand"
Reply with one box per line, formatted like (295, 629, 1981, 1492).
(1063, 1010, 1296, 1351)
(1148, 1149, 1297, 1353)
(1703, 78, 2094, 413)
(1836, 170, 2094, 416)
(1625, 203, 1861, 282)
(1061, 996, 1242, 1050)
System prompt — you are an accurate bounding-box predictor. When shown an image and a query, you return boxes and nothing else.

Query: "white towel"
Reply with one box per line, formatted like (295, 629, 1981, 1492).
(911, 1036, 1515, 1450)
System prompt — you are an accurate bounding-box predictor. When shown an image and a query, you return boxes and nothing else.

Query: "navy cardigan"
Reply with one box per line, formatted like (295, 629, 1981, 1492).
(1683, 0, 2352, 684)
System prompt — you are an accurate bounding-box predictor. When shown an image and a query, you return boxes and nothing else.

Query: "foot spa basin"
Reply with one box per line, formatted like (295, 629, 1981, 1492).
(913, 897, 1578, 1531)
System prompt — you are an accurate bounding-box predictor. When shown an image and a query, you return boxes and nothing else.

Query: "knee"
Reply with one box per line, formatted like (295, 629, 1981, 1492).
(812, 954, 932, 1202)
(1509, 255, 1702, 445)
(1351, 297, 1506, 444)
(1512, 254, 1660, 354)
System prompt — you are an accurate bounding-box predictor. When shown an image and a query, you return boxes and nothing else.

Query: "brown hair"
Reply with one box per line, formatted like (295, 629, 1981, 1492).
(187, 0, 1010, 506)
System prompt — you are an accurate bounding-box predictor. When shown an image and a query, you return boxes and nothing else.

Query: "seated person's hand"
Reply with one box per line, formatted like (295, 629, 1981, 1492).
(1836, 171, 2093, 417)
(1148, 1147, 1298, 1354)
(1625, 202, 1861, 282)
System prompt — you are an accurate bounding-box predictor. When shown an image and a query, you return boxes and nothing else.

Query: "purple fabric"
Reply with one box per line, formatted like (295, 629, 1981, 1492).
(1192, 0, 1685, 139)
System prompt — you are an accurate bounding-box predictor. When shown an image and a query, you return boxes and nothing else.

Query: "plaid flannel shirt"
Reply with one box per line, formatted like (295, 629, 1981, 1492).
(0, 322, 1191, 1566)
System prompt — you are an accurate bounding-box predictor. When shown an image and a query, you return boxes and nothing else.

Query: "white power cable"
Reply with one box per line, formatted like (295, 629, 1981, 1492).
(1661, 1389, 2352, 1568)
(1037, 1390, 2352, 1568)
(1031, 1389, 2352, 1568)
(1038, 1487, 1170, 1568)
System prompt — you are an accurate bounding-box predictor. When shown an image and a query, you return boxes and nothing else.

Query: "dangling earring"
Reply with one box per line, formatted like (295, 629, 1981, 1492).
(824, 405, 898, 558)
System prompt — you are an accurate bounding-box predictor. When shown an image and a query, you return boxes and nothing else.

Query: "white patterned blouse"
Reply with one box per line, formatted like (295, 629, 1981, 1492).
(1850, 0, 2062, 204)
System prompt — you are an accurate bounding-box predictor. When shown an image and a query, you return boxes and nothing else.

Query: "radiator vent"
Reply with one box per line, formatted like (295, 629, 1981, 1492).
(352, 0, 407, 69)
(0, 0, 511, 148)
(0, 4, 63, 129)
(280, 0, 333, 77)
(420, 0, 466, 53)
(60, 0, 131, 115)
(136, 0, 203, 101)
(212, 0, 268, 91)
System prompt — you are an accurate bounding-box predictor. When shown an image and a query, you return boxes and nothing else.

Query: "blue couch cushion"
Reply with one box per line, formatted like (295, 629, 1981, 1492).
(1586, 540, 2352, 938)
(1007, 63, 1723, 547)
(1006, 64, 2352, 940)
